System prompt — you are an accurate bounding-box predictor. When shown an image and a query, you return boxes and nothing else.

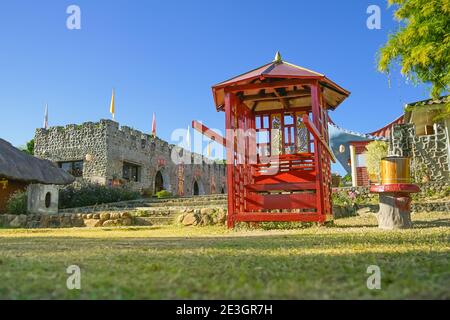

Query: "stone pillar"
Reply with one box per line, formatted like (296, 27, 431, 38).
(27, 184, 59, 215)
(349, 144, 357, 187)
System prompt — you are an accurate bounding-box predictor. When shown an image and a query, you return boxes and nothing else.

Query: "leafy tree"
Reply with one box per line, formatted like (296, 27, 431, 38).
(378, 0, 450, 99)
(21, 139, 35, 155)
(365, 141, 388, 182)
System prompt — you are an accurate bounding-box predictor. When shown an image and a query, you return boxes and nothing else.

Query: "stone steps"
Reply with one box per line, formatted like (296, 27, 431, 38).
(60, 195, 228, 214)
(133, 201, 228, 209)
(134, 216, 176, 225)
(58, 195, 229, 226)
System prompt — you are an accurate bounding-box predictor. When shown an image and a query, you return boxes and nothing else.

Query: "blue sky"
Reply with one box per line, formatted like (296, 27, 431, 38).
(0, 0, 431, 173)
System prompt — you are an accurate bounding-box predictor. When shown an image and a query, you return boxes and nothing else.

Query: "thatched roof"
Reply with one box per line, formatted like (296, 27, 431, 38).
(0, 138, 74, 185)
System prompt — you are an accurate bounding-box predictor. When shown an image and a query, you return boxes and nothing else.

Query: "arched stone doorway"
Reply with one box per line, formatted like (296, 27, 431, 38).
(155, 171, 164, 193)
(192, 179, 205, 196)
(193, 181, 199, 196)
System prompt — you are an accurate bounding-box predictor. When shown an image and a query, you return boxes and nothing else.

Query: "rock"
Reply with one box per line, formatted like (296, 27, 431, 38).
(102, 219, 117, 227)
(217, 210, 227, 224)
(357, 207, 373, 216)
(134, 217, 153, 226)
(48, 216, 61, 228)
(176, 213, 186, 224)
(60, 216, 73, 228)
(110, 212, 121, 220)
(26, 220, 40, 228)
(120, 212, 131, 218)
(84, 219, 102, 227)
(87, 214, 94, 219)
(4, 215, 15, 224)
(71, 216, 85, 227)
(10, 215, 27, 228)
(182, 213, 199, 226)
(121, 218, 133, 226)
(200, 214, 213, 226)
(200, 208, 211, 215)
(93, 213, 100, 219)
(39, 215, 50, 228)
(100, 212, 111, 220)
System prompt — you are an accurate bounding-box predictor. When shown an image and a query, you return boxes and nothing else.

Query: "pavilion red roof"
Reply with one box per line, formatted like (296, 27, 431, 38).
(212, 53, 350, 111)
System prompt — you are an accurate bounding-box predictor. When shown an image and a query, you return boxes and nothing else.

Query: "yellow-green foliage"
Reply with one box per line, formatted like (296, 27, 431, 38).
(365, 141, 388, 182)
(378, 0, 450, 98)
(155, 190, 172, 199)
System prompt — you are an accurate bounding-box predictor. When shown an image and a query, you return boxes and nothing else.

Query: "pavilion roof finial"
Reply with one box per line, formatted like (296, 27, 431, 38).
(274, 51, 282, 63)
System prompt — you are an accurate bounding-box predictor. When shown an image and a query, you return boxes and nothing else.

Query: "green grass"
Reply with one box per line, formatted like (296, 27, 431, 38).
(0, 212, 449, 299)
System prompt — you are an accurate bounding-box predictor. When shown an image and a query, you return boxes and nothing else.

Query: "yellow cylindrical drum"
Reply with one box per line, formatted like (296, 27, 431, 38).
(380, 157, 411, 184)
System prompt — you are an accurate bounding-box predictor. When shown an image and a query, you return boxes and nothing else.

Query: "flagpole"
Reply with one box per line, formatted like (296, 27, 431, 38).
(110, 89, 115, 120)
(151, 112, 156, 137)
(43, 103, 49, 129)
(186, 125, 191, 151)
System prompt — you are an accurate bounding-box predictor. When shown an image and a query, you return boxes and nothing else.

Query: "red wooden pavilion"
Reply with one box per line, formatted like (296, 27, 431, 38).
(197, 53, 350, 228)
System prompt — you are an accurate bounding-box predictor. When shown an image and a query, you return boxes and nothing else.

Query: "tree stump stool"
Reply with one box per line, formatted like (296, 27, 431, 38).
(370, 184, 420, 230)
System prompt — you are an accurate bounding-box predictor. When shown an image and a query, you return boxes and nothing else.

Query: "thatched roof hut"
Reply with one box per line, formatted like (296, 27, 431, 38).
(0, 138, 74, 185)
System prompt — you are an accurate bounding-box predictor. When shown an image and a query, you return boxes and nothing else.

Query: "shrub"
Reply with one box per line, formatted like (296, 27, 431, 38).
(332, 188, 378, 206)
(6, 190, 28, 215)
(155, 190, 172, 199)
(332, 190, 353, 206)
(59, 183, 140, 209)
(365, 141, 388, 183)
(339, 174, 352, 187)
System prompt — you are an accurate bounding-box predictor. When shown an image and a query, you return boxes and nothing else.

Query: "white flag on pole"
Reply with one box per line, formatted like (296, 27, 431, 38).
(186, 125, 191, 149)
(43, 104, 49, 129)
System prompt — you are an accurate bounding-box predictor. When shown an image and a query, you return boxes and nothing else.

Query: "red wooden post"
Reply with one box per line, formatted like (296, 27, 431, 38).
(310, 83, 325, 220)
(225, 92, 236, 228)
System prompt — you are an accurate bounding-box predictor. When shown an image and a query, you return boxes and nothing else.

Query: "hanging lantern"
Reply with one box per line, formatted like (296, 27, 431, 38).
(339, 144, 346, 153)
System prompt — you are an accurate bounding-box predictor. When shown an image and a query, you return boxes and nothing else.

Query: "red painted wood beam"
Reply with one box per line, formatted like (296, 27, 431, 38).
(233, 213, 330, 222)
(370, 184, 420, 194)
(246, 182, 317, 192)
(224, 79, 317, 93)
(191, 120, 227, 147)
(302, 114, 336, 163)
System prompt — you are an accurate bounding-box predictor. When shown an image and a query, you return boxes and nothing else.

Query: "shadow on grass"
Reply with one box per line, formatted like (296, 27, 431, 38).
(0, 228, 447, 253)
(413, 218, 450, 228)
(0, 235, 449, 300)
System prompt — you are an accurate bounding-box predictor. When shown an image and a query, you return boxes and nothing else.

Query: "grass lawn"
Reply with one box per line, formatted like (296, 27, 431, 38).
(0, 212, 449, 299)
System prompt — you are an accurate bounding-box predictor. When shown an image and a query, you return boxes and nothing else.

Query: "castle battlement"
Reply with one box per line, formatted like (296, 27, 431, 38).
(34, 119, 226, 196)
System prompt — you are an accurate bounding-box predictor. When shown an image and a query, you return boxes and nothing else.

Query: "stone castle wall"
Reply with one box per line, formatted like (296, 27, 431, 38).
(34, 120, 227, 196)
(388, 123, 449, 182)
(35, 122, 109, 183)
